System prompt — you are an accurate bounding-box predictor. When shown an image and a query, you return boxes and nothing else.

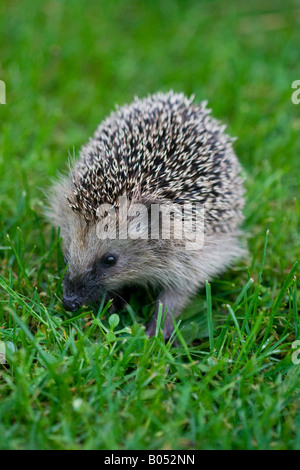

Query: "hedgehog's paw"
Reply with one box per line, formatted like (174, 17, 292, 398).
(145, 317, 156, 338)
(162, 315, 178, 346)
(145, 308, 178, 346)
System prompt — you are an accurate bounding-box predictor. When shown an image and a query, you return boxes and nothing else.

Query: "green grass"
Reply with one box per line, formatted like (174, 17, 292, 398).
(0, 0, 300, 450)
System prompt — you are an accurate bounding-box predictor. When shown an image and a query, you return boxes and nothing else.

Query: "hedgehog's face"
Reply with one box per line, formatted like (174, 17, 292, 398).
(62, 249, 121, 312)
(61, 218, 157, 312)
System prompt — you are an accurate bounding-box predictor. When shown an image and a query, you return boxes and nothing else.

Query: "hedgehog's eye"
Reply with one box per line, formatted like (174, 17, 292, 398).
(102, 255, 117, 267)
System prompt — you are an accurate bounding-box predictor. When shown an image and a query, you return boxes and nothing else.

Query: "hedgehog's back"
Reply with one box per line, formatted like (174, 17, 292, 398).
(68, 91, 245, 232)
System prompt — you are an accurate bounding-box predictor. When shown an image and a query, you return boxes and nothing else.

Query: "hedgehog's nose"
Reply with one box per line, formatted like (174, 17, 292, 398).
(62, 296, 82, 312)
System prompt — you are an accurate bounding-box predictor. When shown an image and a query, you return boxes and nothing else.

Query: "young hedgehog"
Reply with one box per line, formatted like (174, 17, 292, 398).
(48, 91, 245, 341)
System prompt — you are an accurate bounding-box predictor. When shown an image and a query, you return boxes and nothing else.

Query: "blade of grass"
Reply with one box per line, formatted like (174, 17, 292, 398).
(206, 281, 214, 352)
(257, 261, 298, 354)
(7, 307, 58, 379)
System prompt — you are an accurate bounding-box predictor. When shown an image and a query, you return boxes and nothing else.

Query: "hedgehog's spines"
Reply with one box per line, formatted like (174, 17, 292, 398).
(66, 91, 245, 232)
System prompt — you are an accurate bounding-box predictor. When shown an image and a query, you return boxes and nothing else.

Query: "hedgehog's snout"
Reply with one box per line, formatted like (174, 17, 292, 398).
(62, 276, 85, 312)
(62, 295, 82, 312)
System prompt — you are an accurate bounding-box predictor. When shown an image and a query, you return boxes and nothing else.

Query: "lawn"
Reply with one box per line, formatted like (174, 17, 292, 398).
(0, 0, 299, 450)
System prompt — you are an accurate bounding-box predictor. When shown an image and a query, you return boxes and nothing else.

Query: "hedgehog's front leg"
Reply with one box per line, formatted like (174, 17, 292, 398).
(145, 289, 191, 342)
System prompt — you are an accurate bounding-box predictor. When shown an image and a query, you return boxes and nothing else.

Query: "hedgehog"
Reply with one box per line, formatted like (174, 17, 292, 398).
(47, 91, 245, 341)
